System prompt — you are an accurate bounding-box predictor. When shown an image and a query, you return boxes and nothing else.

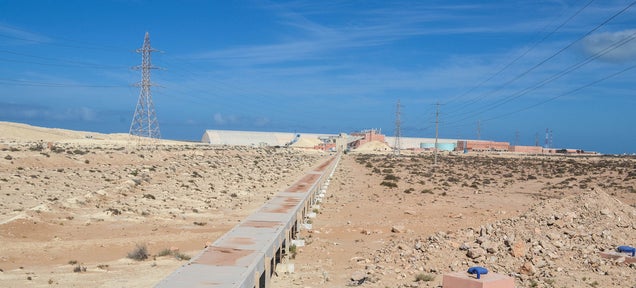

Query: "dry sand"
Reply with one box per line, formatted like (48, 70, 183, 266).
(273, 153, 636, 288)
(1, 122, 635, 288)
(0, 122, 328, 287)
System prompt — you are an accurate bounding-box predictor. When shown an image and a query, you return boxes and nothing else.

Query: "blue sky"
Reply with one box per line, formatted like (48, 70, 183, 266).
(1, 1, 635, 154)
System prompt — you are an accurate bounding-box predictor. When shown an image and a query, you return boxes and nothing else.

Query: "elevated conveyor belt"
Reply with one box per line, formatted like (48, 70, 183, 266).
(155, 154, 340, 288)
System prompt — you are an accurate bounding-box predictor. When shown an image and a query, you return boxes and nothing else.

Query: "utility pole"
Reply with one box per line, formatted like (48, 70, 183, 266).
(549, 129, 554, 149)
(130, 32, 161, 140)
(515, 130, 520, 146)
(535, 132, 539, 147)
(434, 102, 440, 165)
(394, 99, 402, 156)
(477, 120, 481, 140)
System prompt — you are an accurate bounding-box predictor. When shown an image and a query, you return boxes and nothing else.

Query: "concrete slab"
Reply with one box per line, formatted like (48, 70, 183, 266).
(442, 272, 515, 288)
(599, 252, 636, 264)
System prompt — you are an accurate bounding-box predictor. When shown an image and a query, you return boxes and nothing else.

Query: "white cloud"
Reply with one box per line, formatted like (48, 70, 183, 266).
(581, 29, 636, 62)
(254, 117, 270, 126)
(212, 113, 239, 125)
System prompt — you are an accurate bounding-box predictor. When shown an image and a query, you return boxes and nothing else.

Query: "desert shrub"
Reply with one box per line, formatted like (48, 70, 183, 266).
(105, 208, 121, 215)
(380, 181, 398, 188)
(29, 143, 45, 151)
(174, 252, 191, 261)
(127, 244, 149, 261)
(73, 264, 87, 273)
(415, 273, 434, 282)
(289, 244, 297, 259)
(156, 248, 172, 257)
(421, 189, 433, 194)
(384, 174, 399, 181)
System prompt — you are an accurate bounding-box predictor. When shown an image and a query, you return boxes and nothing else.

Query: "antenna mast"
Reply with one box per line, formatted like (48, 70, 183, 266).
(394, 99, 402, 156)
(129, 32, 161, 140)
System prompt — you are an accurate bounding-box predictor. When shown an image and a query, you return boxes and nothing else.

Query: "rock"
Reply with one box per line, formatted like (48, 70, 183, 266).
(351, 271, 366, 281)
(520, 261, 536, 275)
(511, 241, 526, 257)
(467, 247, 486, 259)
(481, 241, 498, 254)
(391, 225, 405, 233)
(350, 271, 367, 285)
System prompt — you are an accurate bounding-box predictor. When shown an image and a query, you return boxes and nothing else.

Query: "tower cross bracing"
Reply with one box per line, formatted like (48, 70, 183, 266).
(129, 32, 161, 139)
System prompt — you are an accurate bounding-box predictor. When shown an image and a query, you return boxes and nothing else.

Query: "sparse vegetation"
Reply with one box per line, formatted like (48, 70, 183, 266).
(155, 248, 191, 261)
(127, 244, 149, 261)
(415, 273, 434, 282)
(380, 181, 398, 188)
(289, 244, 298, 259)
(73, 264, 87, 273)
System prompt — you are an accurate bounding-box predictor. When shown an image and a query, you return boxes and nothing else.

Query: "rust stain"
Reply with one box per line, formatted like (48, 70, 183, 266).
(194, 247, 255, 266)
(263, 197, 300, 213)
(227, 237, 256, 246)
(241, 221, 282, 228)
(285, 173, 320, 192)
(314, 157, 334, 172)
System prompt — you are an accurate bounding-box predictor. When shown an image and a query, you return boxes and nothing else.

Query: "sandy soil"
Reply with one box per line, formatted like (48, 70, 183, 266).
(0, 122, 328, 287)
(1, 122, 635, 288)
(273, 152, 636, 288)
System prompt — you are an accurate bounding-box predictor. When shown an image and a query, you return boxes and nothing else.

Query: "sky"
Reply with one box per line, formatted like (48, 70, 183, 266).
(1, 0, 635, 154)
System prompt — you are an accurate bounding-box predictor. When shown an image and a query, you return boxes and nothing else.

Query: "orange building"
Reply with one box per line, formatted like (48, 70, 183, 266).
(456, 140, 510, 152)
(350, 129, 386, 149)
(510, 145, 543, 154)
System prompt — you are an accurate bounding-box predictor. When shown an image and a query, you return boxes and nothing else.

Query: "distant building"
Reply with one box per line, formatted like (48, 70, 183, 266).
(349, 129, 386, 149)
(510, 145, 543, 154)
(456, 140, 510, 152)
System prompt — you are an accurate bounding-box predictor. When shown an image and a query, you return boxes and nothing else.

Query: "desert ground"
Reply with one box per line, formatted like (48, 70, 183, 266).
(1, 122, 635, 288)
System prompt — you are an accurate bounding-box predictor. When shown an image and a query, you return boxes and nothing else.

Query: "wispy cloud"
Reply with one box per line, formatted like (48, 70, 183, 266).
(581, 29, 636, 62)
(0, 102, 97, 121)
(187, 1, 577, 67)
(0, 23, 51, 44)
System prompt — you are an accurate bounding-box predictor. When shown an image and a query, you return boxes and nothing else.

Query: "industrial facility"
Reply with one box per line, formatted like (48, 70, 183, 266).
(201, 129, 596, 155)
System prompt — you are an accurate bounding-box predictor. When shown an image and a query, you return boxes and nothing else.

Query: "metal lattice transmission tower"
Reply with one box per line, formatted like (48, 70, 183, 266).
(394, 99, 402, 155)
(129, 32, 161, 139)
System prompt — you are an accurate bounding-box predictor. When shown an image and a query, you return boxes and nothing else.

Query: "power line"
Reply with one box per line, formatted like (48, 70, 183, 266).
(444, 0, 595, 110)
(0, 49, 129, 69)
(446, 27, 636, 126)
(440, 61, 636, 130)
(444, 0, 635, 120)
(0, 78, 128, 88)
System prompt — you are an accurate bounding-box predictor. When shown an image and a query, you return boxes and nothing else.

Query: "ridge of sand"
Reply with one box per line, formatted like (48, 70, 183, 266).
(290, 137, 322, 148)
(0, 121, 188, 145)
(354, 140, 391, 152)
